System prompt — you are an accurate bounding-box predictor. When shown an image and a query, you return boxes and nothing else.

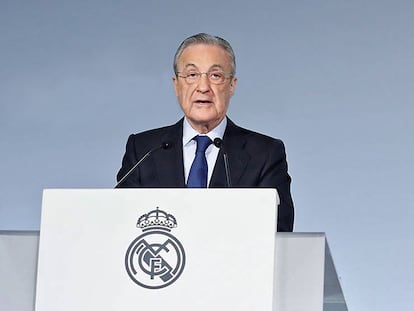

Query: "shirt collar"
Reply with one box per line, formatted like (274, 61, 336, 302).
(182, 117, 227, 146)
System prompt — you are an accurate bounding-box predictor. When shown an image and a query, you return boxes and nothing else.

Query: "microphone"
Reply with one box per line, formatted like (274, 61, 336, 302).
(114, 142, 172, 188)
(213, 138, 232, 187)
(213, 137, 222, 148)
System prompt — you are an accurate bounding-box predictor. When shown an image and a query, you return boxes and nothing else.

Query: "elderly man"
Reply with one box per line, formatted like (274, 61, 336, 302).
(117, 33, 294, 232)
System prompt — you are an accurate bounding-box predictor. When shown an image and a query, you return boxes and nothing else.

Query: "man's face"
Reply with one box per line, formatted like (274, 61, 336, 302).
(173, 44, 237, 133)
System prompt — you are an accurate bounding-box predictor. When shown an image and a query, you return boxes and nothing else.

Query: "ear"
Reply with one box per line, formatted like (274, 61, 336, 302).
(172, 76, 179, 97)
(229, 77, 238, 96)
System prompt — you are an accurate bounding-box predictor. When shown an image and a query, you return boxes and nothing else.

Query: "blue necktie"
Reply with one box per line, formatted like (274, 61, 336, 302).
(187, 135, 212, 188)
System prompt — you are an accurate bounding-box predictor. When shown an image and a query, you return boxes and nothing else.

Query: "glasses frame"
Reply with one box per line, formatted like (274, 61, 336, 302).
(176, 70, 233, 85)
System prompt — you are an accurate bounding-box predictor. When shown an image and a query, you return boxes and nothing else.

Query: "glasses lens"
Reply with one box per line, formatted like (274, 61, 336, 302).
(208, 71, 225, 84)
(184, 71, 199, 83)
(180, 71, 227, 84)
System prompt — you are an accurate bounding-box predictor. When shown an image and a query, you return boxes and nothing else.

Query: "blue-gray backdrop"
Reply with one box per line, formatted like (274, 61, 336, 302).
(1, 1, 413, 310)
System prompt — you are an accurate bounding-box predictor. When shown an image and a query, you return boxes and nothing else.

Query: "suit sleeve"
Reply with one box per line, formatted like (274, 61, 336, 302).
(258, 140, 294, 232)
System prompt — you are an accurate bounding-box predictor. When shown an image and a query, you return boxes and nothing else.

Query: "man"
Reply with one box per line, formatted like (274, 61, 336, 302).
(117, 33, 294, 232)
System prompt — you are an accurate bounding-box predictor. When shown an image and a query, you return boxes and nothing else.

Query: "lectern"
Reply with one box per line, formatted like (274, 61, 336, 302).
(0, 189, 348, 311)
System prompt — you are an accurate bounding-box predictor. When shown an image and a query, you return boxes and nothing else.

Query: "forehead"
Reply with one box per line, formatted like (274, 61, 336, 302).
(177, 44, 232, 70)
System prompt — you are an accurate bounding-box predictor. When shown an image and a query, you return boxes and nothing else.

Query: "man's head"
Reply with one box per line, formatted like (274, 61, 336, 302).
(173, 33, 238, 133)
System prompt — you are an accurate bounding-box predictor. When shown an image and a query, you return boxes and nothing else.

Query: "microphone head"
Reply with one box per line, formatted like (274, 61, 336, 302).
(213, 137, 223, 148)
(162, 142, 172, 149)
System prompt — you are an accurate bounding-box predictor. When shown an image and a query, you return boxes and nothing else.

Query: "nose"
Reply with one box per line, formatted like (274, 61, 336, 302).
(196, 73, 211, 93)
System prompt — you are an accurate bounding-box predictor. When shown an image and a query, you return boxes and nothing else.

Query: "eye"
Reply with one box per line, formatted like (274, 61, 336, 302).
(186, 71, 200, 79)
(209, 71, 224, 80)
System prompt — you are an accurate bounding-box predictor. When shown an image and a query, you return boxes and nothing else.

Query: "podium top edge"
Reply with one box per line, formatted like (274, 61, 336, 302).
(42, 188, 279, 190)
(0, 230, 40, 236)
(276, 232, 326, 238)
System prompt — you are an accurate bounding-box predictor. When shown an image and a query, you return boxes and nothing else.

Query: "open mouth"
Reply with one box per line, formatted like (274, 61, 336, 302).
(194, 100, 212, 104)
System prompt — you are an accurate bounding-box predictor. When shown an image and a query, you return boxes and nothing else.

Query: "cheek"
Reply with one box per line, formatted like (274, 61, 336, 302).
(180, 85, 194, 98)
(217, 92, 232, 109)
(177, 88, 194, 110)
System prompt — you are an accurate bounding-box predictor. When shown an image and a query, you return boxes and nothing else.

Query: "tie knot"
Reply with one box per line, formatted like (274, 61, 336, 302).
(194, 135, 212, 153)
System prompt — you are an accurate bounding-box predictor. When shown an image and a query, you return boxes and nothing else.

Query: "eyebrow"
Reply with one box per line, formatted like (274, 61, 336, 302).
(182, 63, 226, 71)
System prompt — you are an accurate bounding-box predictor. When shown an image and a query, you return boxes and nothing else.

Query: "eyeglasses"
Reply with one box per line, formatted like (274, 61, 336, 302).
(176, 70, 232, 85)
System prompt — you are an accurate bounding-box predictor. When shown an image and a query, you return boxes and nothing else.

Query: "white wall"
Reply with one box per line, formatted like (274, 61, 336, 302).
(1, 1, 413, 310)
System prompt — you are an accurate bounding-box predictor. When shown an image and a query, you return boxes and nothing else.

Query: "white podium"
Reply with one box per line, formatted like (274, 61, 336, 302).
(0, 189, 348, 311)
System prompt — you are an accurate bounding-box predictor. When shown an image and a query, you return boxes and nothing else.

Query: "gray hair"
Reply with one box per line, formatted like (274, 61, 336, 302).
(173, 33, 236, 76)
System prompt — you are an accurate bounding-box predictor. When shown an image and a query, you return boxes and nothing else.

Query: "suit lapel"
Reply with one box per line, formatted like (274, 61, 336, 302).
(210, 119, 250, 187)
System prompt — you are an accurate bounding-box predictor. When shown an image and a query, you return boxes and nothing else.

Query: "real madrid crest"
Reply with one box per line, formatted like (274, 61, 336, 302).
(125, 207, 186, 289)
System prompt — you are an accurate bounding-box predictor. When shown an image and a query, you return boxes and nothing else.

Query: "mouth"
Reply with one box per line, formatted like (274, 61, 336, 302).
(194, 99, 213, 104)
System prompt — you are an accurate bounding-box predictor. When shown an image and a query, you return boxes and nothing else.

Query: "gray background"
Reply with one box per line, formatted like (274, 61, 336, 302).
(1, 1, 413, 310)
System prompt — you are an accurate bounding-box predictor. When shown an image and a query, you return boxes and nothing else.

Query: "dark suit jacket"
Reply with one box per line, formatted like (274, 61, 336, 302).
(117, 118, 294, 232)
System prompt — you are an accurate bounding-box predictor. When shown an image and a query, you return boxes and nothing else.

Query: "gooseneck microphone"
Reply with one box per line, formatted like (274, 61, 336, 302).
(213, 138, 232, 188)
(114, 142, 172, 188)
